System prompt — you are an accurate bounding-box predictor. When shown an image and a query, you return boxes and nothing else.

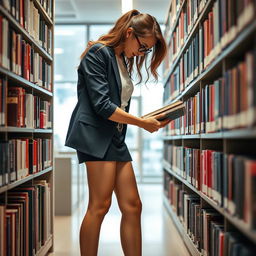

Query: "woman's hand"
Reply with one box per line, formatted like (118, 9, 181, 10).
(139, 113, 171, 133)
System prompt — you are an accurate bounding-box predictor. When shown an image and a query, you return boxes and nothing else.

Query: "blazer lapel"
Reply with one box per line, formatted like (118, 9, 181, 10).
(109, 48, 122, 98)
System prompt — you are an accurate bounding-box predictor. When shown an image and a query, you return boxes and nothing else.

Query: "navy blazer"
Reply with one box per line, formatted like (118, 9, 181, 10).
(65, 43, 131, 158)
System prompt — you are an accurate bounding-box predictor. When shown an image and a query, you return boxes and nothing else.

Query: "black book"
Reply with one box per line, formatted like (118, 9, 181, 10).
(234, 156, 245, 219)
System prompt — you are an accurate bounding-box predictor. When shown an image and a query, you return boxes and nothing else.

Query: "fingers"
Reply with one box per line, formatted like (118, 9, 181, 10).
(153, 112, 166, 120)
(159, 119, 171, 128)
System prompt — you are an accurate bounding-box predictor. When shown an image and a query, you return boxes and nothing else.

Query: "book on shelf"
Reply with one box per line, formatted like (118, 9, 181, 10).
(164, 0, 255, 87)
(163, 47, 256, 136)
(1, 0, 53, 51)
(164, 173, 256, 255)
(0, 181, 51, 256)
(0, 14, 52, 91)
(0, 0, 54, 255)
(142, 100, 186, 121)
(0, 138, 52, 187)
(5, 85, 53, 129)
(164, 143, 256, 231)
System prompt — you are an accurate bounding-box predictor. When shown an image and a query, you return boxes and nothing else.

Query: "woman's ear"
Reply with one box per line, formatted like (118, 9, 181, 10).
(126, 27, 133, 38)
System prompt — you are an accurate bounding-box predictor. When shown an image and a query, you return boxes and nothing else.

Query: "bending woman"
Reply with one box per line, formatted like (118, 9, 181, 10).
(65, 9, 168, 256)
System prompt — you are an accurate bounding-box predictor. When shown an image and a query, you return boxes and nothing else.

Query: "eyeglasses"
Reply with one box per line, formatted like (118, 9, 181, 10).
(134, 35, 152, 54)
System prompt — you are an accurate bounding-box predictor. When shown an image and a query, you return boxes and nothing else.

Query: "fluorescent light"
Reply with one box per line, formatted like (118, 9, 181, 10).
(54, 74, 63, 81)
(55, 30, 75, 36)
(54, 48, 64, 54)
(122, 0, 133, 14)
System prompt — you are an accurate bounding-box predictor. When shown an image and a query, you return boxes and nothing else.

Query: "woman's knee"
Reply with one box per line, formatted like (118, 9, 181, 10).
(119, 199, 142, 216)
(88, 198, 112, 217)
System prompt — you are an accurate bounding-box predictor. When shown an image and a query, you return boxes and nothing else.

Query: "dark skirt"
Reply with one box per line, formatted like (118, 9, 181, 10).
(76, 124, 132, 163)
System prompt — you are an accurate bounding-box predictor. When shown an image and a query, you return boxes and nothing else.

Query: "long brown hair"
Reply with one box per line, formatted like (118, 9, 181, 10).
(80, 9, 167, 83)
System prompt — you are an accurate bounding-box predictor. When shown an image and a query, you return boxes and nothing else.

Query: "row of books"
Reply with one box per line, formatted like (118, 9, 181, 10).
(163, 49, 256, 135)
(1, 0, 53, 53)
(165, 0, 207, 47)
(0, 16, 52, 91)
(164, 31, 199, 101)
(0, 181, 52, 256)
(164, 174, 255, 255)
(36, 0, 53, 18)
(163, 143, 256, 229)
(164, 0, 255, 81)
(0, 83, 53, 128)
(0, 138, 52, 187)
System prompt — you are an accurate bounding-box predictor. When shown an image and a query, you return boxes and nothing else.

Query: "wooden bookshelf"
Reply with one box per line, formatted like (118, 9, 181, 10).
(0, 0, 54, 255)
(163, 128, 256, 140)
(163, 160, 256, 244)
(33, 0, 53, 26)
(0, 66, 53, 97)
(165, 0, 186, 42)
(0, 6, 52, 61)
(162, 0, 256, 255)
(36, 234, 53, 256)
(0, 127, 53, 133)
(164, 0, 213, 87)
(163, 19, 256, 102)
(0, 167, 53, 194)
(163, 196, 201, 256)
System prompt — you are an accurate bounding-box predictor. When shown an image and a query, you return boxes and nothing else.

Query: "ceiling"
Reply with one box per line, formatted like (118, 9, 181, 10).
(55, 0, 170, 24)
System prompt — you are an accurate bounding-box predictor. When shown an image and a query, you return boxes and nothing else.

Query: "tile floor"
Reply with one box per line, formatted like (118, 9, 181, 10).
(49, 184, 190, 256)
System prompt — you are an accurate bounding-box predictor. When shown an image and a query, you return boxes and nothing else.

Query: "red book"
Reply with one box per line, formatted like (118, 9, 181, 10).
(21, 88, 25, 127)
(203, 19, 208, 64)
(7, 87, 23, 127)
(181, 11, 184, 41)
(244, 160, 256, 228)
(25, 138, 29, 171)
(19, 0, 24, 27)
(8, 193, 29, 255)
(34, 139, 38, 173)
(0, 16, 3, 66)
(239, 61, 247, 114)
(0, 205, 6, 256)
(208, 11, 214, 54)
(208, 150, 214, 198)
(187, 0, 191, 29)
(197, 149, 201, 190)
(26, 44, 30, 81)
(219, 230, 224, 256)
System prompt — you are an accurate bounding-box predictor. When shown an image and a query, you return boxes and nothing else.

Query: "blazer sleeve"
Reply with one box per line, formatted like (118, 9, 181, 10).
(79, 45, 118, 119)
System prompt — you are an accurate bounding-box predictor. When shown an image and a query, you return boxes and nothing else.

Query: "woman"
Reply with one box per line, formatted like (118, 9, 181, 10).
(65, 9, 169, 256)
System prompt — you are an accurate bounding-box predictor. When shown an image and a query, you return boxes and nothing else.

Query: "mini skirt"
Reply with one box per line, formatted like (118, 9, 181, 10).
(76, 123, 132, 163)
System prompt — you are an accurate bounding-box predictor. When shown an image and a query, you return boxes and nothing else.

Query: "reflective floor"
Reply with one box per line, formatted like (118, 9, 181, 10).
(50, 184, 190, 256)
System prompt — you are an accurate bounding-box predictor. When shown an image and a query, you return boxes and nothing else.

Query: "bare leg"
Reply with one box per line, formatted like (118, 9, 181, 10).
(115, 162, 142, 256)
(80, 161, 117, 256)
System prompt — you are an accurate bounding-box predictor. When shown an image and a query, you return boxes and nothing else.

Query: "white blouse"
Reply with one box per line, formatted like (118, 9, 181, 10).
(115, 54, 134, 111)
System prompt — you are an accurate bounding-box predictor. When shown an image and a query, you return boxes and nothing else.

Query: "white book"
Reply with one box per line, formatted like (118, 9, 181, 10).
(25, 94, 34, 128)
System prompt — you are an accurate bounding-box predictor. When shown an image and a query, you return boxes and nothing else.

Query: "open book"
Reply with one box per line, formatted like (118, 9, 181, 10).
(141, 100, 185, 121)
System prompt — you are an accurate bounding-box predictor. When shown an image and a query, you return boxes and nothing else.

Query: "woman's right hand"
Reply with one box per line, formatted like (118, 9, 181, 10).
(139, 113, 170, 133)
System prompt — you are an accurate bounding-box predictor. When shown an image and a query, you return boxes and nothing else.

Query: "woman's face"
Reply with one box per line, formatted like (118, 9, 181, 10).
(123, 28, 156, 58)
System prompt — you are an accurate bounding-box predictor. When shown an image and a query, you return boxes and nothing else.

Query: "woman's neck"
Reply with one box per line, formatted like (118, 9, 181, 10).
(114, 44, 124, 57)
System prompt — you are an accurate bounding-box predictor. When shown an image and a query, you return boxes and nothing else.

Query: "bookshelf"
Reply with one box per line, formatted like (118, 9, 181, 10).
(0, 0, 54, 255)
(163, 0, 256, 255)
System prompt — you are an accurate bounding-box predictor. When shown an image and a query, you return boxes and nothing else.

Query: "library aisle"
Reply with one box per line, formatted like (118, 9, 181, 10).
(50, 184, 190, 256)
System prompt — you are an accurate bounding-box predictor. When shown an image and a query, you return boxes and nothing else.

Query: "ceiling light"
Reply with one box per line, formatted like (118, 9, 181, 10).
(122, 0, 133, 14)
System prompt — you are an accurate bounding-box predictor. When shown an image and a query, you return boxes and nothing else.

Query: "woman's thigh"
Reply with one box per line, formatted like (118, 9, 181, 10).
(114, 162, 142, 212)
(85, 161, 117, 205)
